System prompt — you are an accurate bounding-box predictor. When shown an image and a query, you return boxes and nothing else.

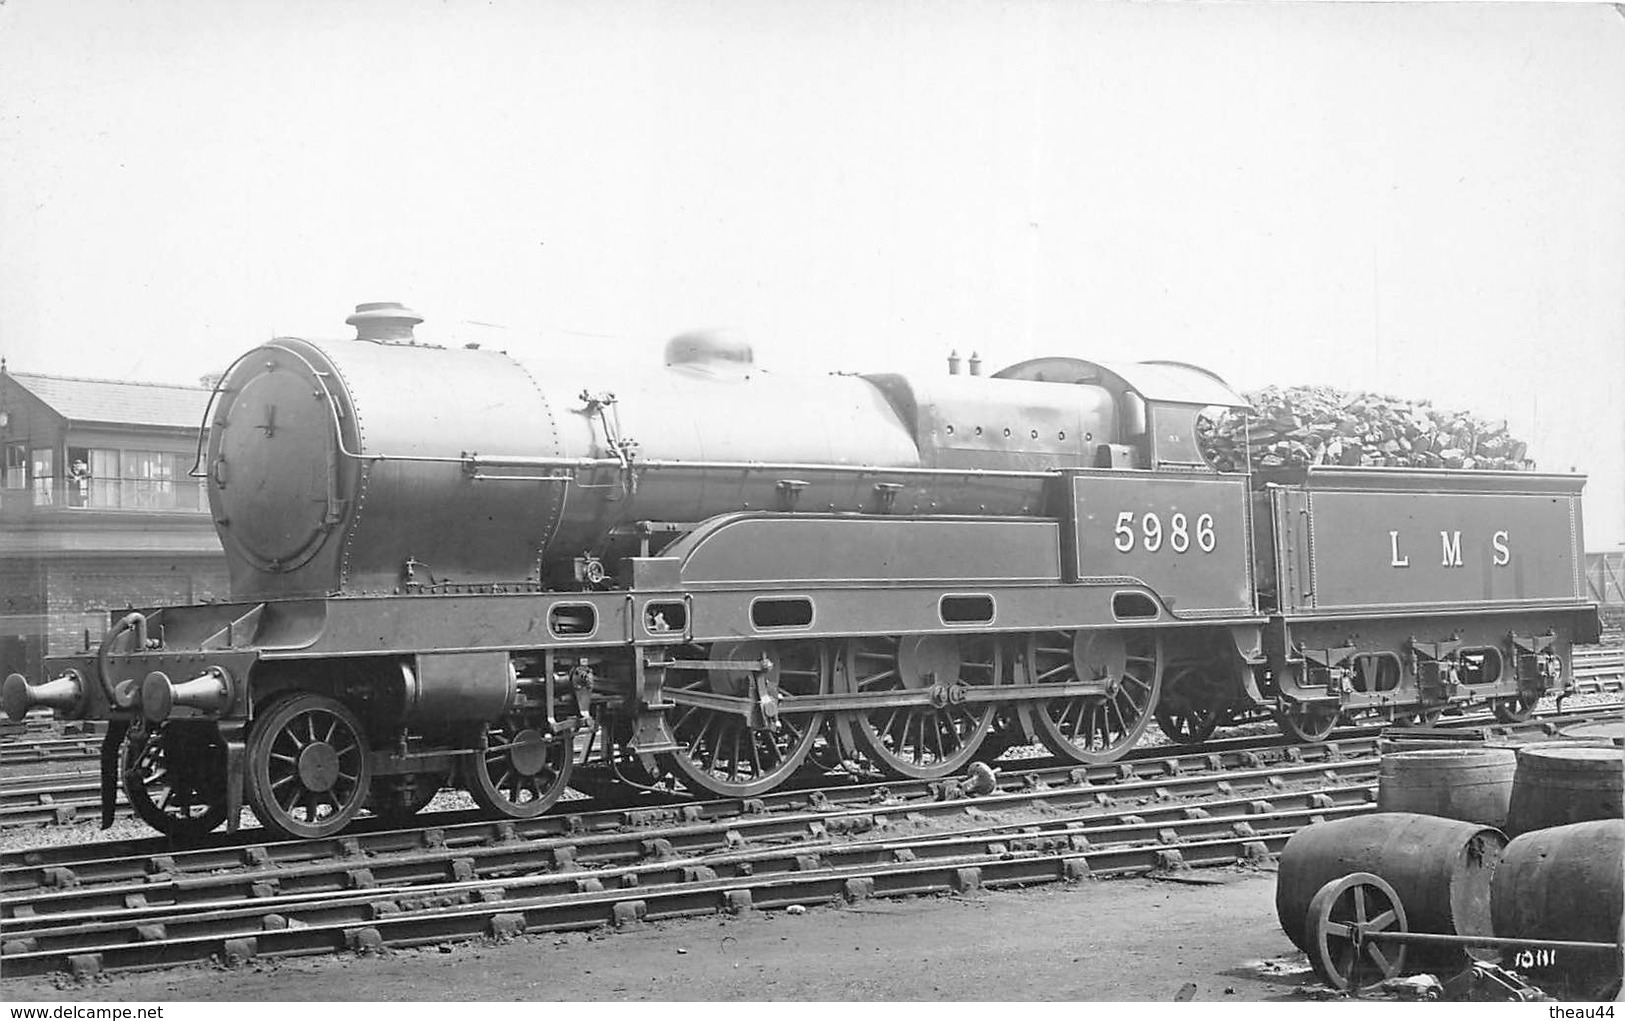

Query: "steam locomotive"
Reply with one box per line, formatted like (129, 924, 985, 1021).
(2, 302, 1601, 841)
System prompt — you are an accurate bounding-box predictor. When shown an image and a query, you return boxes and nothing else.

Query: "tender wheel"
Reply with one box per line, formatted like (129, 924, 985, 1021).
(1026, 630, 1162, 765)
(367, 772, 447, 826)
(845, 634, 1001, 779)
(466, 719, 574, 819)
(1305, 873, 1408, 991)
(1491, 695, 1536, 723)
(660, 639, 829, 797)
(1274, 703, 1339, 743)
(245, 693, 373, 839)
(1153, 663, 1231, 745)
(122, 721, 229, 843)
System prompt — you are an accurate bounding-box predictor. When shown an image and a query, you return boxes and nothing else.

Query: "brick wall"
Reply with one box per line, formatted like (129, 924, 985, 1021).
(0, 557, 46, 679)
(0, 553, 230, 681)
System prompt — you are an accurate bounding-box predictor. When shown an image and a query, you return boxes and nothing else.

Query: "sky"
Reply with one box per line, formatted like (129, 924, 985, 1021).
(2, 0, 1622, 547)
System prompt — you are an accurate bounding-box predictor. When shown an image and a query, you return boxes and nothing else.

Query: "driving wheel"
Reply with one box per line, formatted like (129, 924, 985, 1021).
(1027, 630, 1162, 764)
(845, 634, 1001, 779)
(660, 640, 829, 797)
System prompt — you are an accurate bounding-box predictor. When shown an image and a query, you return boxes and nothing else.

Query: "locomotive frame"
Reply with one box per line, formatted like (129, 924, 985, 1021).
(3, 303, 1600, 842)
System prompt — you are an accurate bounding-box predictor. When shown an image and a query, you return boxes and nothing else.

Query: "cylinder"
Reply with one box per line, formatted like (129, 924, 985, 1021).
(1276, 813, 1505, 969)
(1377, 748, 1516, 827)
(1505, 744, 1623, 836)
(1492, 819, 1624, 944)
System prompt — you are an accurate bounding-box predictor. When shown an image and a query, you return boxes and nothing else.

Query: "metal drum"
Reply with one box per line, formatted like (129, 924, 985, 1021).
(1504, 745, 1624, 836)
(1276, 813, 1505, 969)
(1376, 748, 1516, 828)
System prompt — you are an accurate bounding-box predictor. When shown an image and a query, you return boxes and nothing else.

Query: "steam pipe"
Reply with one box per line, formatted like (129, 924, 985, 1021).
(98, 612, 150, 709)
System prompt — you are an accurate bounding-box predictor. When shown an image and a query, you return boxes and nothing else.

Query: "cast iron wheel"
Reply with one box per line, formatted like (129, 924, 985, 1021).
(845, 633, 1001, 779)
(1026, 630, 1162, 765)
(1305, 872, 1408, 991)
(1491, 695, 1536, 723)
(1273, 703, 1339, 743)
(1152, 663, 1231, 745)
(367, 772, 447, 826)
(245, 693, 372, 840)
(466, 719, 574, 819)
(122, 721, 229, 843)
(659, 639, 829, 797)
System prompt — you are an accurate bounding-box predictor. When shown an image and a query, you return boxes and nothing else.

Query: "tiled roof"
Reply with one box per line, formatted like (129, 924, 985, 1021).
(6, 373, 211, 430)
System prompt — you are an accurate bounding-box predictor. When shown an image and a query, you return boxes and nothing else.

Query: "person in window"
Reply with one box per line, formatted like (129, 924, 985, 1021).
(68, 459, 89, 508)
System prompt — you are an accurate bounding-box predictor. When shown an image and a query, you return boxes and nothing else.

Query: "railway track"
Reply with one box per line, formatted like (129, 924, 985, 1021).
(2, 760, 1374, 976)
(2, 703, 1616, 979)
(1, 666, 1619, 829)
(1568, 646, 1625, 695)
(0, 736, 104, 769)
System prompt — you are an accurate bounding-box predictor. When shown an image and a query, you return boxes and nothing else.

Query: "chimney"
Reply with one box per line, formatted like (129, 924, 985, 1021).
(947, 349, 962, 375)
(968, 351, 982, 376)
(347, 302, 423, 343)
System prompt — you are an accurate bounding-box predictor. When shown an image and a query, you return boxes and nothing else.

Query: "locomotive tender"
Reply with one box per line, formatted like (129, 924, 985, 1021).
(3, 302, 1601, 841)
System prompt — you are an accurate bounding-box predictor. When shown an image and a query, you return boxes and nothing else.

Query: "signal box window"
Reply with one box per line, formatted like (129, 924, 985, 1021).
(2, 443, 25, 490)
(30, 448, 54, 504)
(66, 447, 206, 511)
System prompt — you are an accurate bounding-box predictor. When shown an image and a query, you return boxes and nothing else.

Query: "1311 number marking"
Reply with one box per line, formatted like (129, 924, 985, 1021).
(1113, 511, 1216, 554)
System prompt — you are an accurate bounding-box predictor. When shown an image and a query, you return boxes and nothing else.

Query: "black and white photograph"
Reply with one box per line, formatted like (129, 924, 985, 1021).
(1, 0, 1622, 1007)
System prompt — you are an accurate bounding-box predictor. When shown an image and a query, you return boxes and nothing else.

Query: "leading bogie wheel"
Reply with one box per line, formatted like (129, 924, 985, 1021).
(466, 718, 574, 818)
(245, 692, 373, 840)
(1305, 872, 1408, 991)
(660, 639, 829, 797)
(845, 633, 1002, 779)
(123, 721, 230, 843)
(1026, 630, 1162, 765)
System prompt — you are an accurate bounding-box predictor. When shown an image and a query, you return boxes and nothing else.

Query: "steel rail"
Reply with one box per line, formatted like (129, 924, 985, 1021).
(3, 733, 1374, 891)
(3, 784, 1375, 939)
(0, 795, 1374, 976)
(3, 697, 1617, 876)
(2, 754, 1378, 921)
(0, 739, 102, 767)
